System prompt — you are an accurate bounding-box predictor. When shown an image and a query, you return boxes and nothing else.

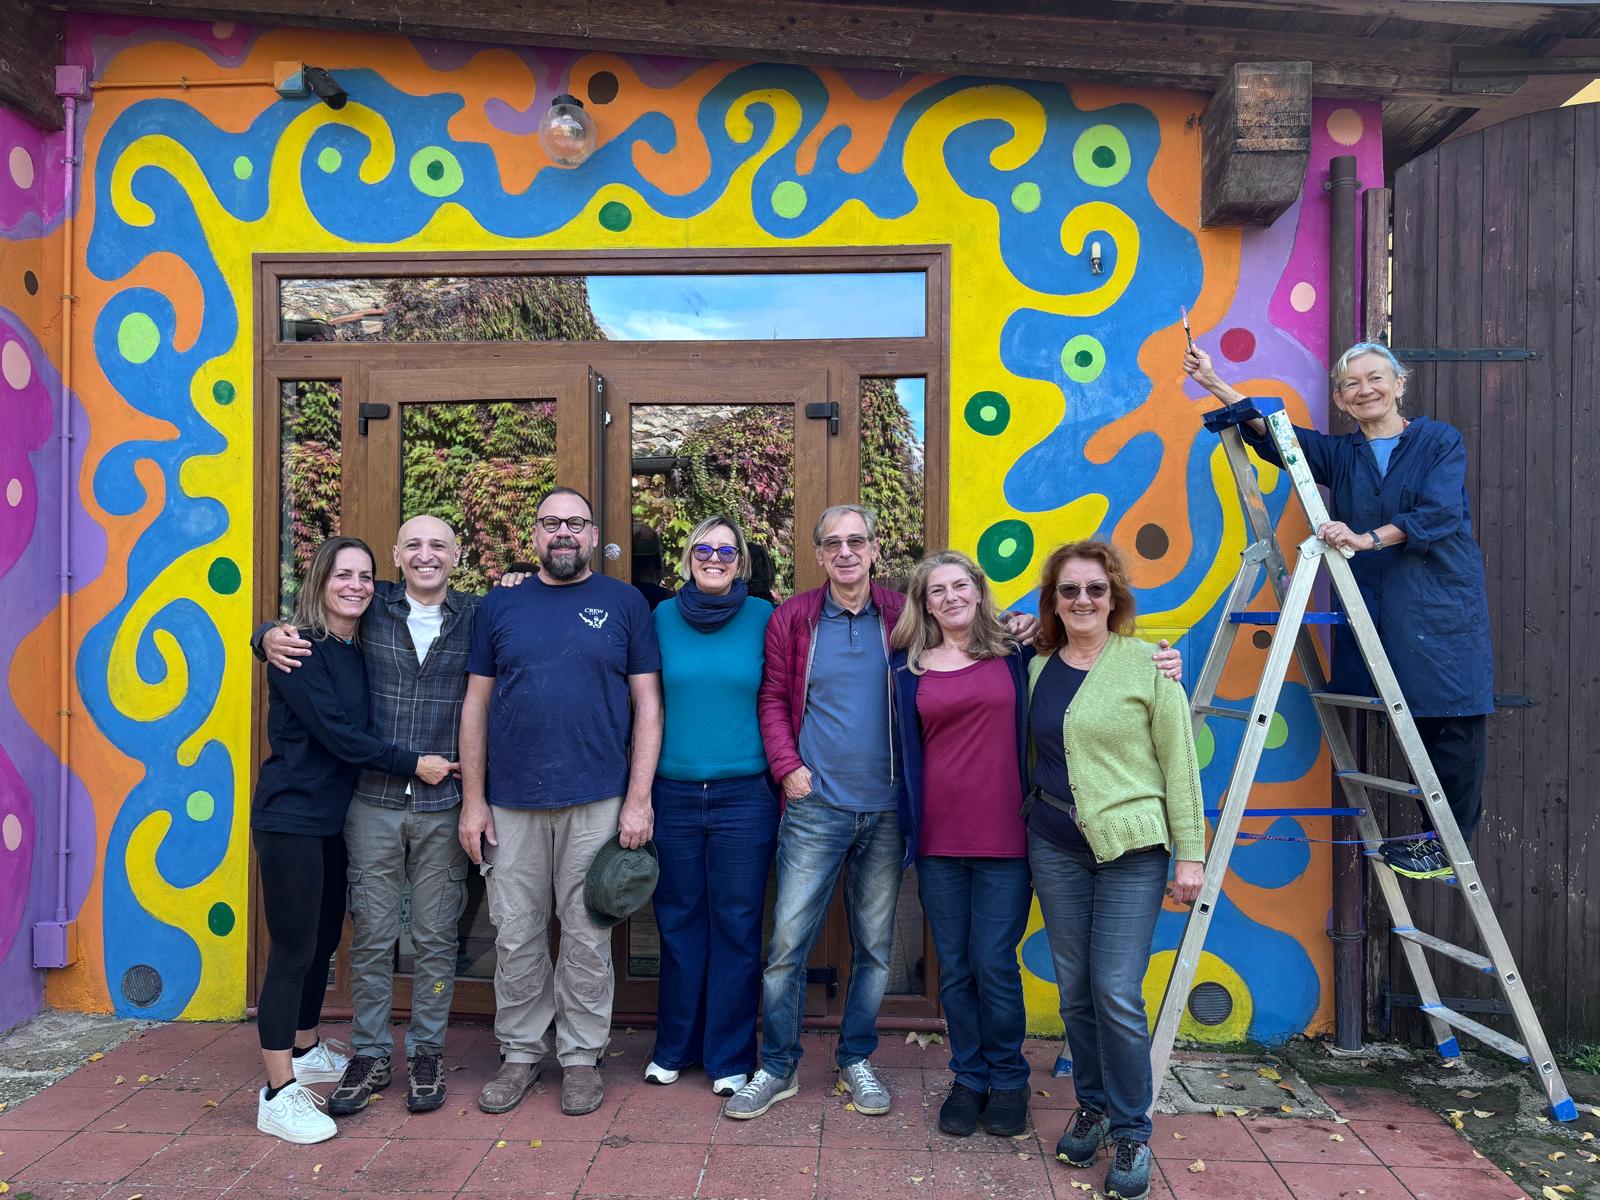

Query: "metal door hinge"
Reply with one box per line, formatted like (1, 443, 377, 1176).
(806, 401, 840, 435)
(358, 402, 391, 435)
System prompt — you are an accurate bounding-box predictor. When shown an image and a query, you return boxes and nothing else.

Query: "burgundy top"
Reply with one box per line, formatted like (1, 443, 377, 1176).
(916, 657, 1027, 858)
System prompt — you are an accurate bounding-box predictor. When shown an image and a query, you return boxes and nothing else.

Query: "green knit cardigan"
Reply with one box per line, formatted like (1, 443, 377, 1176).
(1027, 633, 1207, 864)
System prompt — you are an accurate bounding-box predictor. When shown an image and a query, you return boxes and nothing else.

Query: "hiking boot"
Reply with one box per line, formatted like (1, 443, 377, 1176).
(937, 1080, 987, 1137)
(406, 1051, 446, 1114)
(561, 1064, 605, 1115)
(1105, 1137, 1152, 1200)
(478, 1060, 541, 1114)
(722, 1068, 799, 1119)
(1381, 836, 1453, 879)
(291, 1037, 352, 1086)
(839, 1059, 891, 1115)
(984, 1085, 1030, 1137)
(257, 1080, 336, 1144)
(1055, 1106, 1111, 1166)
(328, 1053, 391, 1116)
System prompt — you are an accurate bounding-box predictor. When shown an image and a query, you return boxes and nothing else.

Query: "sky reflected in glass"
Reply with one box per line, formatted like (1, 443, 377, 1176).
(587, 272, 925, 341)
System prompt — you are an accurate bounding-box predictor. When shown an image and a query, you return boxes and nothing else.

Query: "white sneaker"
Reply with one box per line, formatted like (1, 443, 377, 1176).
(292, 1038, 352, 1085)
(257, 1080, 337, 1144)
(644, 1061, 680, 1085)
(712, 1073, 749, 1096)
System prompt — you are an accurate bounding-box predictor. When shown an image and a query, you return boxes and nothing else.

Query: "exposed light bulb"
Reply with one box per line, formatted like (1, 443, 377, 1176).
(539, 93, 596, 166)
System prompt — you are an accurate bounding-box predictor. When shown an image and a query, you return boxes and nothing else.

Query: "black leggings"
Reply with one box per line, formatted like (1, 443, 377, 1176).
(254, 829, 347, 1051)
(1415, 715, 1487, 842)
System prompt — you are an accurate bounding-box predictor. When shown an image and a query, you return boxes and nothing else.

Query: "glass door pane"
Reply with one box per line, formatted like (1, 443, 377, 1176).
(278, 379, 343, 616)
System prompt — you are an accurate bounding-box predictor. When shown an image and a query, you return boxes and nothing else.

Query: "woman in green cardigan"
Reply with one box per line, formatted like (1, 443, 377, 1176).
(1026, 540, 1205, 1200)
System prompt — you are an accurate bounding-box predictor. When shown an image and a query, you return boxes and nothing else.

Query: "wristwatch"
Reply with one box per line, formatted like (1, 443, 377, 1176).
(1368, 531, 1382, 550)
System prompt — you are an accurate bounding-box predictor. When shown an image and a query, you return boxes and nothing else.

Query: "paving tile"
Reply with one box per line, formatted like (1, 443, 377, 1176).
(1026, 1073, 1076, 1110)
(6, 1182, 105, 1200)
(581, 1139, 709, 1197)
(184, 1084, 265, 1136)
(348, 1135, 492, 1193)
(0, 1126, 73, 1173)
(712, 1096, 828, 1147)
(95, 1185, 230, 1200)
(88, 1084, 221, 1135)
(818, 1088, 930, 1150)
(1390, 1165, 1528, 1200)
(232, 1132, 387, 1191)
(460, 1136, 597, 1197)
(390, 1100, 513, 1140)
(500, 1078, 626, 1141)
(931, 1146, 1054, 1199)
(320, 1088, 413, 1137)
(0, 1083, 140, 1131)
(21, 1130, 174, 1183)
(128, 1131, 276, 1190)
(1149, 1113, 1266, 1161)
(1244, 1117, 1382, 1164)
(1343, 1120, 1484, 1169)
(608, 1083, 724, 1143)
(869, 1036, 932, 1068)
(1274, 1161, 1412, 1200)
(1319, 1086, 1440, 1123)
(698, 1143, 818, 1200)
(816, 1147, 936, 1200)
(1162, 1158, 1294, 1200)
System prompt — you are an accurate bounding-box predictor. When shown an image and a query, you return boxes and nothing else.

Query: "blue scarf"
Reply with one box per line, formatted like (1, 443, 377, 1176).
(675, 579, 748, 632)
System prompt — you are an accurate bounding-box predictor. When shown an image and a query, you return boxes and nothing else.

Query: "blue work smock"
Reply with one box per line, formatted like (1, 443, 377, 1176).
(1243, 415, 1493, 718)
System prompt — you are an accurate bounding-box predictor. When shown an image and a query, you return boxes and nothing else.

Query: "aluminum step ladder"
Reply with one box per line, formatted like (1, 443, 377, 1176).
(1147, 395, 1575, 1122)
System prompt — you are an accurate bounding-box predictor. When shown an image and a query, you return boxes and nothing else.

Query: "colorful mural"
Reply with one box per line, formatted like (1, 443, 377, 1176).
(0, 16, 1382, 1039)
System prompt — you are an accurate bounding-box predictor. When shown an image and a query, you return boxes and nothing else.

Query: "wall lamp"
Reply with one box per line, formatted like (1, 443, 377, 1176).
(540, 93, 597, 166)
(275, 63, 348, 110)
(1090, 240, 1104, 276)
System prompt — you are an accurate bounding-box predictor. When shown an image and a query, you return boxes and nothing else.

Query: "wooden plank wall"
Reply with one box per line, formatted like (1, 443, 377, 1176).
(1383, 104, 1599, 1046)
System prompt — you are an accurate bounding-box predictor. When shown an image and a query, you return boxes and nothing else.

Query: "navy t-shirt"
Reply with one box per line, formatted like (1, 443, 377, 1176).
(1027, 654, 1090, 853)
(467, 573, 661, 810)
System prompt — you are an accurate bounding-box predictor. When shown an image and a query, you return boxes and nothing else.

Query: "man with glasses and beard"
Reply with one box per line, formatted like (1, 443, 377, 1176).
(459, 487, 664, 1118)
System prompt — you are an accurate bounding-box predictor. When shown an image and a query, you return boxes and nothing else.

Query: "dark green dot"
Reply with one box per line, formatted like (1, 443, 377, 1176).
(426, 159, 445, 181)
(1091, 145, 1117, 169)
(207, 902, 235, 937)
(964, 390, 1010, 436)
(208, 557, 241, 595)
(212, 380, 235, 405)
(1074, 350, 1094, 368)
(976, 519, 1035, 584)
(599, 201, 632, 231)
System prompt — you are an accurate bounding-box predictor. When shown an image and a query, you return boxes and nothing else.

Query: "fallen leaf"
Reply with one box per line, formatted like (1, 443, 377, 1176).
(495, 1140, 507, 1149)
(1588, 1106, 1600, 1119)
(1548, 1152, 1566, 1161)
(1017, 1153, 1032, 1161)
(1553, 1187, 1575, 1195)
(114, 1075, 126, 1085)
(1172, 1133, 1186, 1141)
(1213, 1107, 1227, 1118)
(1537, 1116, 1551, 1124)
(1330, 1134, 1345, 1143)
(0, 1184, 10, 1195)
(312, 1164, 322, 1175)
(911, 1174, 925, 1183)
(87, 1053, 104, 1062)
(799, 1167, 811, 1175)
(1036, 1089, 1050, 1098)
(201, 1100, 218, 1109)
(1472, 1109, 1495, 1119)
(843, 1102, 857, 1113)
(607, 1051, 622, 1058)
(367, 1094, 382, 1102)
(1473, 1151, 1485, 1159)
(1446, 1113, 1465, 1131)
(1457, 1090, 1481, 1099)
(1581, 1132, 1594, 1142)
(835, 1081, 849, 1095)
(1217, 1072, 1230, 1079)
(1232, 1108, 1249, 1117)
(1257, 1067, 1282, 1082)
(1187, 1160, 1206, 1173)
(529, 1140, 541, 1148)
(1543, 1187, 1565, 1200)
(1280, 1105, 1294, 1114)
(136, 1075, 150, 1084)
(1277, 1082, 1297, 1093)
(449, 1065, 463, 1072)
(1070, 1183, 1092, 1192)
(905, 1031, 919, 1045)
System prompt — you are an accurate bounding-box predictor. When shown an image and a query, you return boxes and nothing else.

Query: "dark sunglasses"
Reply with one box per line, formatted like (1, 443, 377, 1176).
(1056, 581, 1110, 600)
(691, 544, 740, 564)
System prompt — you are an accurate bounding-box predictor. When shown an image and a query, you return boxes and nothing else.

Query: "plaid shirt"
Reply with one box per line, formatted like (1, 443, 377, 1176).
(352, 581, 481, 812)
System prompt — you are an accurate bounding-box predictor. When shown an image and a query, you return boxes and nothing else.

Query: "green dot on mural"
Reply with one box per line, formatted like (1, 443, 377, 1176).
(1073, 124, 1131, 187)
(1265, 711, 1289, 750)
(1196, 722, 1214, 770)
(117, 312, 160, 364)
(976, 519, 1034, 584)
(772, 180, 807, 219)
(1061, 334, 1106, 384)
(208, 557, 241, 595)
(317, 146, 342, 173)
(598, 200, 632, 231)
(409, 147, 463, 197)
(186, 790, 215, 821)
(208, 903, 236, 937)
(1010, 181, 1041, 213)
(964, 390, 1010, 436)
(232, 155, 253, 180)
(212, 380, 236, 405)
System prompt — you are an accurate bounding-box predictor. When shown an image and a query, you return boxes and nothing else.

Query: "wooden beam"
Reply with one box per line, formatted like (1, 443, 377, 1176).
(1097, 0, 1600, 36)
(1363, 186, 1391, 341)
(1201, 61, 1311, 227)
(0, 0, 64, 130)
(65, 0, 1484, 100)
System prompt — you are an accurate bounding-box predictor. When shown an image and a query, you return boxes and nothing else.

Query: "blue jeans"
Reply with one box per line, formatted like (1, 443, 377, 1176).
(917, 856, 1032, 1092)
(760, 794, 902, 1078)
(650, 773, 779, 1079)
(1028, 832, 1169, 1142)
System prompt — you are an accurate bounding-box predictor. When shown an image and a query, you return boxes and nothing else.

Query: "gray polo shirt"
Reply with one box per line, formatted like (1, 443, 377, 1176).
(797, 591, 897, 813)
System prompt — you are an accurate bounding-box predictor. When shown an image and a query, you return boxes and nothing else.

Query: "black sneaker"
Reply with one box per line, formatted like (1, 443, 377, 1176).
(1105, 1137, 1152, 1200)
(937, 1081, 987, 1137)
(983, 1085, 1030, 1137)
(1054, 1106, 1110, 1166)
(1381, 836, 1453, 879)
(407, 1050, 447, 1114)
(328, 1053, 391, 1116)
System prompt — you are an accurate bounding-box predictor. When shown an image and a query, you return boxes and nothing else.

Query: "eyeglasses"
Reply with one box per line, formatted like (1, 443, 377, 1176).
(819, 535, 871, 554)
(1056, 581, 1110, 600)
(537, 516, 594, 533)
(691, 544, 740, 564)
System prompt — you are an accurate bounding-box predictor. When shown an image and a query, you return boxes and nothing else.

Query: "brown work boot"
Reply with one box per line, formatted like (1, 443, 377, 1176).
(478, 1060, 541, 1114)
(561, 1064, 605, 1115)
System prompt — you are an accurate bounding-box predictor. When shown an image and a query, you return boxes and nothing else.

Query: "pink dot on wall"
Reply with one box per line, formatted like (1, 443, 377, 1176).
(1, 341, 30, 390)
(1328, 108, 1364, 147)
(5, 479, 21, 507)
(2, 812, 20, 852)
(1290, 282, 1317, 313)
(1220, 327, 1256, 362)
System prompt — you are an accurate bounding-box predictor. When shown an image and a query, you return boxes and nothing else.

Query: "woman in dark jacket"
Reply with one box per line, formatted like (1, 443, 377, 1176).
(253, 536, 456, 1145)
(1185, 342, 1493, 879)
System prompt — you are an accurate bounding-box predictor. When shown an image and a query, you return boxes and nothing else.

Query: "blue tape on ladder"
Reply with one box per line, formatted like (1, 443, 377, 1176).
(1436, 1037, 1461, 1059)
(1052, 1056, 1073, 1079)
(1203, 807, 1364, 819)
(1552, 1097, 1579, 1122)
(1228, 612, 1346, 624)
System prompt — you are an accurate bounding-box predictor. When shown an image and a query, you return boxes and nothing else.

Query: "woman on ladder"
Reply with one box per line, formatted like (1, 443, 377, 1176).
(1184, 342, 1493, 880)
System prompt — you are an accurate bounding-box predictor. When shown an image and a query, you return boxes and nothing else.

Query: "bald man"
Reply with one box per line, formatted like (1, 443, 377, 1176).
(257, 515, 480, 1118)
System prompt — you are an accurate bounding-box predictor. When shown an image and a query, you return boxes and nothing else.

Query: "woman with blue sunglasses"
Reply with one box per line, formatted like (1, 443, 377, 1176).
(643, 513, 777, 1096)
